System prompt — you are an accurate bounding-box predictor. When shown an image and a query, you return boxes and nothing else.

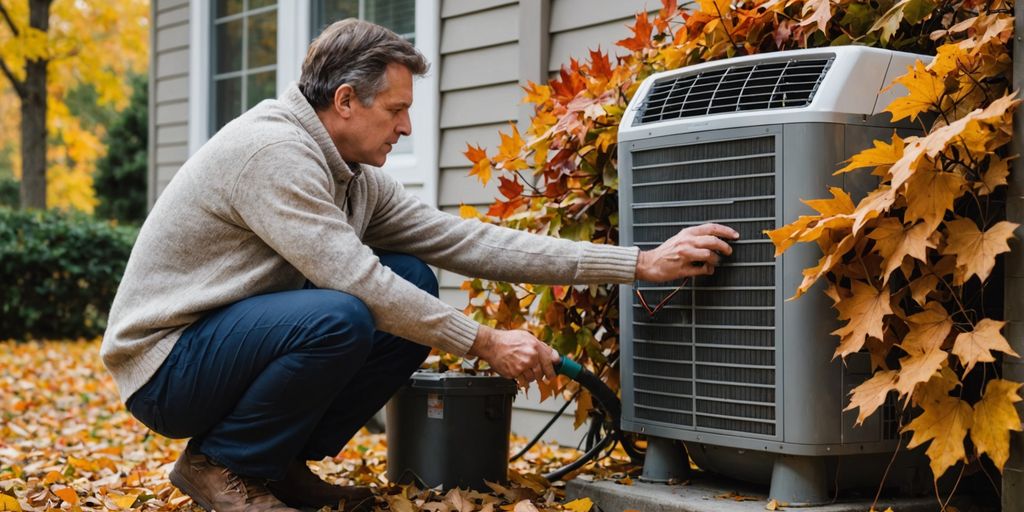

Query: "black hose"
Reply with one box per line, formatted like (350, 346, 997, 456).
(538, 361, 645, 481)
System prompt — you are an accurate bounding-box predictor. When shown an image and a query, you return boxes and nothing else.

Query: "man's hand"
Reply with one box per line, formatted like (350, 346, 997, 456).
(468, 326, 561, 388)
(636, 223, 740, 282)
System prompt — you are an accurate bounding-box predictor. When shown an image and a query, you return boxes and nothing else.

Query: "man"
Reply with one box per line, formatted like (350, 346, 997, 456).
(102, 19, 738, 512)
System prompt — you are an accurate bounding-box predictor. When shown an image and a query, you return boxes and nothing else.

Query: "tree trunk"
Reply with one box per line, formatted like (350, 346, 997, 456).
(18, 0, 52, 210)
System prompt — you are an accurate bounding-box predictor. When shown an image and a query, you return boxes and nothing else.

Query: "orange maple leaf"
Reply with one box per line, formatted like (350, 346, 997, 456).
(845, 369, 898, 425)
(941, 218, 1019, 284)
(952, 318, 1020, 374)
(464, 144, 494, 185)
(616, 12, 653, 52)
(868, 219, 936, 282)
(903, 391, 973, 479)
(832, 280, 893, 359)
(970, 379, 1024, 471)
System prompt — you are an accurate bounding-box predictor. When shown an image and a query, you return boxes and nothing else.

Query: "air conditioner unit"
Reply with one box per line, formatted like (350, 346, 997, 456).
(617, 46, 930, 504)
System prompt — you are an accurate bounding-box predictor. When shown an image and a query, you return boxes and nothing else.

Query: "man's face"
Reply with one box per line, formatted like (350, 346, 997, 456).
(336, 63, 413, 167)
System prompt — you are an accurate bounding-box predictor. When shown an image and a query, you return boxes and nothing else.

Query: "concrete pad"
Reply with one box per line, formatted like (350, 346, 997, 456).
(566, 476, 941, 512)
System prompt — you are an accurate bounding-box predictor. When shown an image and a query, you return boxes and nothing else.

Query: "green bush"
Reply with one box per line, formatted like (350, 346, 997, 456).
(0, 177, 17, 209)
(0, 208, 137, 340)
(95, 74, 148, 224)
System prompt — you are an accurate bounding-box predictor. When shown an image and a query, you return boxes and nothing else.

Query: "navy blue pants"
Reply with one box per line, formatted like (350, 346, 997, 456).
(126, 253, 434, 480)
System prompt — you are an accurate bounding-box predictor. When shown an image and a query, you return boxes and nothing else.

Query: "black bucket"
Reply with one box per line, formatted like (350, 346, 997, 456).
(385, 371, 517, 491)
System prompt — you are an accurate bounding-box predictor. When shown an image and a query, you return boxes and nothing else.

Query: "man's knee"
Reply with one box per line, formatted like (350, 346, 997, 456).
(306, 290, 375, 347)
(382, 254, 438, 297)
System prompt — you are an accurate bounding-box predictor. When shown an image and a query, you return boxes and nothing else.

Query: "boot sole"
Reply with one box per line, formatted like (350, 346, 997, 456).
(169, 468, 215, 511)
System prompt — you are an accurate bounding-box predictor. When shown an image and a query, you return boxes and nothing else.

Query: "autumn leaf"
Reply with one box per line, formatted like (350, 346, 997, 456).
(903, 392, 973, 478)
(836, 135, 905, 175)
(900, 302, 953, 355)
(976, 155, 1012, 195)
(941, 218, 1019, 284)
(909, 274, 939, 306)
(564, 497, 594, 512)
(845, 369, 898, 425)
(970, 379, 1024, 470)
(800, 0, 833, 34)
(616, 11, 654, 52)
(499, 176, 525, 200)
(460, 204, 483, 220)
(903, 165, 965, 232)
(895, 347, 948, 399)
(885, 61, 945, 122)
(52, 487, 78, 505)
(868, 219, 936, 282)
(952, 319, 1020, 374)
(465, 144, 494, 185)
(832, 280, 893, 359)
(0, 494, 20, 512)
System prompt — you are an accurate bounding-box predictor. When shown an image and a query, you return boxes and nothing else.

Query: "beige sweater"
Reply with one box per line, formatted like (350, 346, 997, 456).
(101, 84, 639, 401)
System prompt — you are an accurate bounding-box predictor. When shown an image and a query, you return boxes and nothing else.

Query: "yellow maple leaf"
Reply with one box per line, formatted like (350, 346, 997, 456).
(901, 302, 954, 355)
(895, 347, 948, 398)
(794, 232, 857, 298)
(803, 187, 855, 216)
(952, 319, 1020, 374)
(885, 61, 945, 122)
(832, 280, 893, 359)
(852, 186, 897, 234)
(904, 166, 966, 232)
(0, 494, 21, 512)
(976, 155, 1012, 196)
(909, 274, 939, 306)
(459, 204, 482, 220)
(903, 392, 973, 479)
(941, 218, 1019, 284)
(109, 492, 140, 509)
(970, 379, 1023, 471)
(845, 369, 898, 425)
(52, 487, 78, 505)
(836, 134, 905, 175)
(563, 498, 594, 512)
(868, 219, 935, 282)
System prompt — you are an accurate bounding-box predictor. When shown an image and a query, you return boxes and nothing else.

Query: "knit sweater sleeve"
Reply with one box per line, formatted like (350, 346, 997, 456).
(231, 141, 479, 355)
(363, 172, 639, 285)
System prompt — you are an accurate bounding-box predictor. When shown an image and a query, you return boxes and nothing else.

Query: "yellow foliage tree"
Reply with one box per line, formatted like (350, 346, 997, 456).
(0, 0, 149, 212)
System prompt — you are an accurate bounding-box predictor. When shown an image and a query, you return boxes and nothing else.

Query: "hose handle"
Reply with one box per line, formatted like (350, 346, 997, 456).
(554, 355, 583, 380)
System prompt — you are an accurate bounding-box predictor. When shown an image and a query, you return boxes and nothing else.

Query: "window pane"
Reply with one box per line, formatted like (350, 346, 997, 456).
(247, 71, 277, 109)
(321, 0, 358, 24)
(247, 10, 277, 68)
(249, 0, 276, 9)
(215, 19, 243, 73)
(366, 0, 415, 39)
(215, 77, 243, 129)
(216, 0, 243, 18)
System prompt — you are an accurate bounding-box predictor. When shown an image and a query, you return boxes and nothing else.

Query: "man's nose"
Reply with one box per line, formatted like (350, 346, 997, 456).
(397, 111, 412, 136)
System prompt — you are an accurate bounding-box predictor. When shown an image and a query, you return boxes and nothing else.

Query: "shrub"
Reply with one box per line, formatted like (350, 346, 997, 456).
(0, 177, 17, 209)
(95, 74, 148, 225)
(0, 208, 137, 340)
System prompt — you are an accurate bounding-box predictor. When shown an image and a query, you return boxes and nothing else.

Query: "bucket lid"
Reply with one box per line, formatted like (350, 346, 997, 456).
(408, 371, 517, 395)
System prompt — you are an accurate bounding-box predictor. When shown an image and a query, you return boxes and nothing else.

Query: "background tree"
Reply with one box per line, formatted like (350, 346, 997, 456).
(0, 0, 148, 210)
(95, 74, 148, 225)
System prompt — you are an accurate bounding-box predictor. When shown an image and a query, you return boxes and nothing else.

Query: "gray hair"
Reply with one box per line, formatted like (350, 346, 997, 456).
(299, 18, 428, 110)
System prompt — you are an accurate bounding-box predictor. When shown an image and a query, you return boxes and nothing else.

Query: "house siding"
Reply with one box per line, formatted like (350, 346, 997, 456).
(434, 0, 654, 311)
(148, 0, 191, 205)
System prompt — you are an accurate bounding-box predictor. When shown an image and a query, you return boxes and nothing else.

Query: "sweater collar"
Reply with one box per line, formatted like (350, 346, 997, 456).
(281, 83, 362, 183)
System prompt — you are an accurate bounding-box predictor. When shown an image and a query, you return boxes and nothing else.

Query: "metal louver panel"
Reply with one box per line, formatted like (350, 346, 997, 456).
(635, 57, 834, 125)
(630, 136, 778, 437)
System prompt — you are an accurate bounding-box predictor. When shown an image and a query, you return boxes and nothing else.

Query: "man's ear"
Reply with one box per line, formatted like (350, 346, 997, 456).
(332, 84, 355, 118)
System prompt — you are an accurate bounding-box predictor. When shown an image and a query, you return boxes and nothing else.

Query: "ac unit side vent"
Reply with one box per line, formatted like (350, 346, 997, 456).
(630, 135, 779, 438)
(635, 57, 834, 125)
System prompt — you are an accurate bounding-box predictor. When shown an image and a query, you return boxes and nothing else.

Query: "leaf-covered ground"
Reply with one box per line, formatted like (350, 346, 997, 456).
(0, 340, 631, 511)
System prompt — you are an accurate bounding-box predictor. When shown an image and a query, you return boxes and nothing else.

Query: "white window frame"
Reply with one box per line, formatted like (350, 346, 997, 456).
(191, 0, 440, 208)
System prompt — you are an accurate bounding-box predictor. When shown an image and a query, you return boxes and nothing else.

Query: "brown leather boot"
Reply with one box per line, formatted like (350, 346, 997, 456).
(267, 460, 375, 511)
(168, 446, 299, 512)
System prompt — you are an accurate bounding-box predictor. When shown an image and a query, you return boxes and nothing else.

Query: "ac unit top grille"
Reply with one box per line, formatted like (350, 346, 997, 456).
(635, 57, 834, 125)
